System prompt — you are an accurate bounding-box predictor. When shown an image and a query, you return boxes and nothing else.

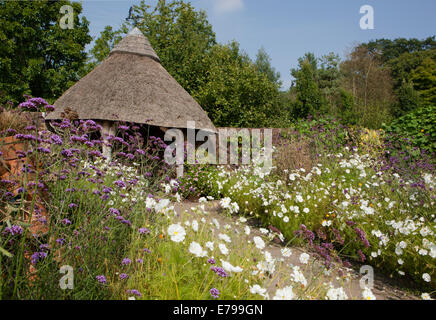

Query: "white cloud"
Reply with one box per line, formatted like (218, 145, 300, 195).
(214, 0, 244, 14)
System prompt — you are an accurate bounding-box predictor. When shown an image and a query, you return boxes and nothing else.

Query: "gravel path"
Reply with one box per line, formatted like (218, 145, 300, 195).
(174, 200, 419, 300)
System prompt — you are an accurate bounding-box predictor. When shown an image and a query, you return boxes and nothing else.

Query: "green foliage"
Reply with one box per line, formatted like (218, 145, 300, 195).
(364, 36, 436, 64)
(254, 47, 282, 87)
(336, 89, 358, 125)
(193, 42, 282, 127)
(383, 105, 436, 154)
(388, 49, 436, 90)
(0, 0, 92, 104)
(292, 116, 350, 154)
(86, 26, 123, 74)
(291, 53, 326, 118)
(128, 0, 216, 95)
(393, 80, 424, 117)
(318, 52, 342, 99)
(410, 57, 436, 105)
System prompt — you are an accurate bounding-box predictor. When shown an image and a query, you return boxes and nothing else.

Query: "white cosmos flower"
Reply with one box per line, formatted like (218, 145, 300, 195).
(281, 248, 292, 257)
(291, 266, 307, 287)
(220, 259, 243, 273)
(218, 233, 231, 243)
(205, 241, 214, 251)
(189, 242, 207, 258)
(164, 184, 171, 194)
(423, 273, 431, 282)
(212, 219, 220, 230)
(167, 224, 186, 243)
(299, 253, 310, 264)
(273, 286, 294, 300)
(395, 246, 403, 256)
(419, 249, 428, 256)
(174, 193, 181, 202)
(253, 236, 265, 250)
(322, 220, 332, 227)
(362, 287, 376, 300)
(244, 226, 251, 235)
(259, 228, 269, 235)
(199, 197, 207, 203)
(218, 243, 229, 255)
(155, 199, 170, 213)
(249, 284, 267, 297)
(421, 293, 432, 300)
(420, 227, 431, 237)
(145, 197, 156, 209)
(303, 208, 310, 213)
(220, 197, 231, 208)
(326, 287, 348, 300)
(191, 220, 199, 232)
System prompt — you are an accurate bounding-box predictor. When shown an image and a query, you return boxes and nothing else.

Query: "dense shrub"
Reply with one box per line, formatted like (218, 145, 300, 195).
(383, 104, 436, 155)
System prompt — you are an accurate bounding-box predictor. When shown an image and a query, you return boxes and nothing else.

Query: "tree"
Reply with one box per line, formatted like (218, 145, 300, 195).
(317, 52, 342, 107)
(364, 36, 436, 64)
(388, 49, 436, 89)
(193, 42, 283, 127)
(410, 57, 436, 105)
(87, 26, 123, 72)
(340, 45, 396, 128)
(127, 0, 216, 95)
(290, 53, 325, 118)
(254, 47, 282, 86)
(394, 80, 423, 117)
(0, 0, 92, 103)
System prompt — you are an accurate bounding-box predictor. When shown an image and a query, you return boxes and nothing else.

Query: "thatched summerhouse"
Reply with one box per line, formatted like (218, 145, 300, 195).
(45, 27, 216, 158)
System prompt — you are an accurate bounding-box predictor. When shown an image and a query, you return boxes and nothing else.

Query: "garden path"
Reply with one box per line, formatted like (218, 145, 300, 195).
(174, 200, 419, 300)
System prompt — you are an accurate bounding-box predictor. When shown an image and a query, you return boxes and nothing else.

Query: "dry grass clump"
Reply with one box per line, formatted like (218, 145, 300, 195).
(273, 135, 313, 180)
(0, 109, 28, 134)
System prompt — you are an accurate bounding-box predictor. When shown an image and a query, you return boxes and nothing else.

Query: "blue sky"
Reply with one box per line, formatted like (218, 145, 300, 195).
(80, 0, 436, 89)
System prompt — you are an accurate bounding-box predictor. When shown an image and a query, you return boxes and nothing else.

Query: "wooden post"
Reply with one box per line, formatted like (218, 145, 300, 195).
(99, 121, 116, 162)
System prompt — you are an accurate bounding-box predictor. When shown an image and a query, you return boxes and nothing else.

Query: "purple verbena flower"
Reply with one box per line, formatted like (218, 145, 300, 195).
(96, 275, 107, 284)
(210, 288, 220, 299)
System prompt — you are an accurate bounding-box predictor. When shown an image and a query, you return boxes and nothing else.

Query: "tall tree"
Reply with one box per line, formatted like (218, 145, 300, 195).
(255, 47, 282, 86)
(394, 80, 423, 117)
(410, 57, 436, 105)
(341, 45, 396, 128)
(317, 52, 342, 107)
(127, 0, 216, 95)
(194, 41, 282, 127)
(0, 0, 92, 103)
(87, 26, 123, 72)
(291, 53, 325, 118)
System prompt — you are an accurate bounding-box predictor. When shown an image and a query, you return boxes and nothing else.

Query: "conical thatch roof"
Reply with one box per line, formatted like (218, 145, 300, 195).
(46, 28, 216, 132)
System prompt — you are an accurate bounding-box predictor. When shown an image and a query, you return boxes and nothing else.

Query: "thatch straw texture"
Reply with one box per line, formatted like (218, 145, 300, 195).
(46, 28, 216, 132)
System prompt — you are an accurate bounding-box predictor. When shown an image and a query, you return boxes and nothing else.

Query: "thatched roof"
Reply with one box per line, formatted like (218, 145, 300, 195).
(46, 28, 216, 132)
